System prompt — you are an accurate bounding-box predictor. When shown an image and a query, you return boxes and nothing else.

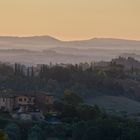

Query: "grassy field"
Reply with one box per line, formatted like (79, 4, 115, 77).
(86, 95, 140, 115)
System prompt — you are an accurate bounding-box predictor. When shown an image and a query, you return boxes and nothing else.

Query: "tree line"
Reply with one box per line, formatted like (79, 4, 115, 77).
(0, 60, 139, 100)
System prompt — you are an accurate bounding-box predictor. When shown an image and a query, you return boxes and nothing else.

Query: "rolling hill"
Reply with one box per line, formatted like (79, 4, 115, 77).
(0, 36, 140, 50)
(87, 95, 140, 115)
(0, 36, 140, 64)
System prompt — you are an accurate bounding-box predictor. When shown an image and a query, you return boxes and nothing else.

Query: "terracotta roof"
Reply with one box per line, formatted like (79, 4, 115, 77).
(37, 91, 53, 96)
(0, 91, 53, 97)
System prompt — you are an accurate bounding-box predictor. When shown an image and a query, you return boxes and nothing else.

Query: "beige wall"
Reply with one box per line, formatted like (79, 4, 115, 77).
(16, 96, 35, 105)
(45, 96, 54, 105)
(0, 94, 53, 112)
(37, 94, 54, 105)
(0, 97, 14, 111)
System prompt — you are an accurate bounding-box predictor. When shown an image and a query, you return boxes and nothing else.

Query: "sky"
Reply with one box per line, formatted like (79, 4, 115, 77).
(0, 0, 140, 40)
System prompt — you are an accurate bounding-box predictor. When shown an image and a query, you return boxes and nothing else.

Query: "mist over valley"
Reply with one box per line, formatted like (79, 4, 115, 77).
(0, 36, 140, 64)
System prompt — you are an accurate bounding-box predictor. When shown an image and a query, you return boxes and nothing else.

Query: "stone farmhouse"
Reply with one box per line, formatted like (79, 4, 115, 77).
(0, 91, 54, 112)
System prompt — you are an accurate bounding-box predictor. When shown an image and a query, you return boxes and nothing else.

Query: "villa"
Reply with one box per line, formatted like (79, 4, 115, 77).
(0, 91, 54, 112)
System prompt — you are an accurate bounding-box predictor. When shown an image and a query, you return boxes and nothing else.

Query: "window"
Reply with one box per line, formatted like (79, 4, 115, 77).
(29, 98, 31, 102)
(19, 98, 22, 102)
(3, 98, 5, 102)
(29, 98, 35, 103)
(24, 98, 27, 101)
(33, 98, 35, 103)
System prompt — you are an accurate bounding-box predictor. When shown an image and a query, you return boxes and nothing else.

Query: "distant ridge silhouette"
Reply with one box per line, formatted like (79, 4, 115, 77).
(0, 35, 140, 49)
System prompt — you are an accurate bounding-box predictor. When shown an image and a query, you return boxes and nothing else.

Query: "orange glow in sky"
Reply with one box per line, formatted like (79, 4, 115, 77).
(0, 0, 140, 40)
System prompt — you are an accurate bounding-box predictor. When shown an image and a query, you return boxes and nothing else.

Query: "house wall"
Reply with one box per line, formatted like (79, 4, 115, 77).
(45, 96, 54, 105)
(37, 94, 54, 105)
(0, 94, 53, 112)
(16, 96, 35, 106)
(0, 97, 14, 111)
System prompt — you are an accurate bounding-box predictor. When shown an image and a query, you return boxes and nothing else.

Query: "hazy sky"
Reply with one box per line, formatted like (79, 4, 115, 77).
(0, 0, 140, 40)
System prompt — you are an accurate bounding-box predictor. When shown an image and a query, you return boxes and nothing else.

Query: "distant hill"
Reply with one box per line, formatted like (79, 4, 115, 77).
(65, 38, 140, 48)
(0, 35, 61, 46)
(112, 57, 140, 70)
(87, 95, 140, 115)
(0, 36, 140, 64)
(0, 36, 140, 50)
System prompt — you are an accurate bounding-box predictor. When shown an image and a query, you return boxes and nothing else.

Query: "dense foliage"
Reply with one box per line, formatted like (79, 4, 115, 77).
(0, 59, 139, 101)
(2, 113, 140, 140)
(0, 58, 140, 139)
(0, 92, 139, 140)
